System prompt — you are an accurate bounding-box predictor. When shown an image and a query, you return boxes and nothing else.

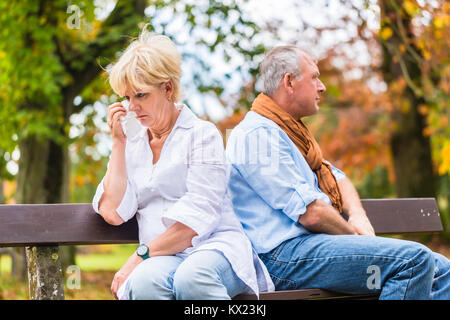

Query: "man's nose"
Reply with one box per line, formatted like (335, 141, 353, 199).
(318, 79, 326, 93)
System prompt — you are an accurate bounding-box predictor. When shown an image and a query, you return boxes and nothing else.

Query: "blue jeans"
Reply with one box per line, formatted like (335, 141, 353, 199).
(125, 250, 248, 300)
(259, 234, 450, 299)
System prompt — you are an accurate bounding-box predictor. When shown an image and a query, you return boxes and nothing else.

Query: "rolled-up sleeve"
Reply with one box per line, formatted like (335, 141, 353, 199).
(162, 123, 226, 245)
(92, 177, 139, 223)
(230, 126, 327, 222)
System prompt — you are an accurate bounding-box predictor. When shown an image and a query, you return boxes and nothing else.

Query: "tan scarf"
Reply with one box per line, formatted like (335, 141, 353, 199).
(251, 93, 343, 212)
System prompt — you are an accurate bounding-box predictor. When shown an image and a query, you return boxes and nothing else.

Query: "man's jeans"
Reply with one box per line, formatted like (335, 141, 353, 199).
(259, 234, 450, 299)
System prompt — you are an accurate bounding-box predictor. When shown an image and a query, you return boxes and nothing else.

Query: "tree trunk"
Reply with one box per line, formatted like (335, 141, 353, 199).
(389, 93, 436, 197)
(26, 245, 64, 300)
(380, 1, 437, 198)
(15, 134, 72, 287)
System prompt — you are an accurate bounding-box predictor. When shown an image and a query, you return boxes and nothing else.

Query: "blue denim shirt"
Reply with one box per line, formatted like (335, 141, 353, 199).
(226, 111, 346, 254)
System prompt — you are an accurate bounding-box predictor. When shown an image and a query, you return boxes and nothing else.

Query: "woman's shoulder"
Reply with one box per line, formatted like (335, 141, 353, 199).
(190, 117, 222, 138)
(185, 119, 224, 154)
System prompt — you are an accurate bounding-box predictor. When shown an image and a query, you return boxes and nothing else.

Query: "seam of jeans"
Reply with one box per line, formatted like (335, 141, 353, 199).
(401, 255, 427, 300)
(268, 272, 297, 290)
(262, 240, 288, 261)
(168, 269, 177, 298)
(266, 254, 412, 265)
(402, 260, 413, 299)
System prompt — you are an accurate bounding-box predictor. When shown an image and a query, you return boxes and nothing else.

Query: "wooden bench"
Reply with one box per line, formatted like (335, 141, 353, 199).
(0, 198, 443, 300)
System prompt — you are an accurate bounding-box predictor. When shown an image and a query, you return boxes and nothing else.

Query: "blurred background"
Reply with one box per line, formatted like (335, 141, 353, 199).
(0, 0, 448, 299)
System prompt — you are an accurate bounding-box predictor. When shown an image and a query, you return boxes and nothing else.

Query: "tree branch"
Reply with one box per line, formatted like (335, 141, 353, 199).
(62, 0, 146, 117)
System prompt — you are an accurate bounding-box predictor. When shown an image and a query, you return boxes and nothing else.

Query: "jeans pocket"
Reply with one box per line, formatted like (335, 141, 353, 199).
(260, 240, 288, 262)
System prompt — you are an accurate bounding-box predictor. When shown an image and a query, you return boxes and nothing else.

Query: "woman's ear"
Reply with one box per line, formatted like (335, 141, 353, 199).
(164, 81, 174, 99)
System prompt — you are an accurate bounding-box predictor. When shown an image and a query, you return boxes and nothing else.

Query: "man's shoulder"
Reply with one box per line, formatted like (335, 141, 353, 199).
(231, 111, 282, 136)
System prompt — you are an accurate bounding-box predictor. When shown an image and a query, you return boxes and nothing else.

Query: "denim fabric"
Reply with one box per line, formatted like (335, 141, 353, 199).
(259, 233, 450, 300)
(125, 250, 248, 300)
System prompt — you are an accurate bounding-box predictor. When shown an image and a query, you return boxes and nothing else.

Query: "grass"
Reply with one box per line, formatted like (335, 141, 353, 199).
(75, 244, 136, 271)
(0, 244, 137, 300)
(0, 254, 12, 275)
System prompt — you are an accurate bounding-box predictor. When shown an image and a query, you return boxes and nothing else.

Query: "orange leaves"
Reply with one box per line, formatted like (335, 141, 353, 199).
(418, 104, 429, 115)
(311, 105, 393, 184)
(216, 110, 246, 145)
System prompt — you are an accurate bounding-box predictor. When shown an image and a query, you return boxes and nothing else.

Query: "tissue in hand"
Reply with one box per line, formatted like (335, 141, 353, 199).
(120, 100, 142, 140)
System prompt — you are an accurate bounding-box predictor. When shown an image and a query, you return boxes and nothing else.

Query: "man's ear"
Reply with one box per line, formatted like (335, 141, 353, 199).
(283, 73, 294, 94)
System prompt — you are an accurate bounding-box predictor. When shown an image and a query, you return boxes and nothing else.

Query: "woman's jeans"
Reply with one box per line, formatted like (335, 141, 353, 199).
(259, 234, 450, 299)
(125, 249, 248, 300)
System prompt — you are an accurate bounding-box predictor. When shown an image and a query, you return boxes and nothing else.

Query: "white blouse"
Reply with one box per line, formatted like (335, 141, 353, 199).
(92, 104, 274, 299)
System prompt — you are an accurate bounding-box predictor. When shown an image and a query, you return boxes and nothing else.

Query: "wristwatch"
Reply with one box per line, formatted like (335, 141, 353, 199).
(136, 244, 150, 260)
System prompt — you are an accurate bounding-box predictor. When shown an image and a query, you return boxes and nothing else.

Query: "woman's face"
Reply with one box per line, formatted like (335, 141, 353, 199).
(124, 82, 174, 129)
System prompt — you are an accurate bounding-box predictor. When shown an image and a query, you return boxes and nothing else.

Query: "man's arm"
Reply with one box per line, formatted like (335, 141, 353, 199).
(337, 177, 375, 236)
(299, 199, 357, 235)
(228, 126, 362, 236)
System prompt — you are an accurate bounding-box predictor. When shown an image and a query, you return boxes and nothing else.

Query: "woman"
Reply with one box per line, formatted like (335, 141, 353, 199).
(92, 28, 274, 300)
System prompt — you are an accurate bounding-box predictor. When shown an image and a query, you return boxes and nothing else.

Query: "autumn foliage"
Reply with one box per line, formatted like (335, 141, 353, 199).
(218, 0, 449, 195)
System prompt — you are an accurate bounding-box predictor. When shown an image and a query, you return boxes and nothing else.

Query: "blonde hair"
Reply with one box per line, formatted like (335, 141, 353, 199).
(108, 27, 182, 101)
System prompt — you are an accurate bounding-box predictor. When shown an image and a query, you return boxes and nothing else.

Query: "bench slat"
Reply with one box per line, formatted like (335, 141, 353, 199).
(234, 289, 379, 300)
(0, 203, 138, 247)
(0, 198, 442, 247)
(360, 198, 442, 234)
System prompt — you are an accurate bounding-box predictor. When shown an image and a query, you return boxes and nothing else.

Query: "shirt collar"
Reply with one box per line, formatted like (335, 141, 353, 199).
(175, 104, 196, 129)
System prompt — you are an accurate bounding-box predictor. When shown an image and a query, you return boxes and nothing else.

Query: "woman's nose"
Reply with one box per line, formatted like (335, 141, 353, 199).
(128, 100, 138, 112)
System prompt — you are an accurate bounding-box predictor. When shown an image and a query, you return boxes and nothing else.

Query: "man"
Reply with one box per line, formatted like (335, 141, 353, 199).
(226, 45, 450, 299)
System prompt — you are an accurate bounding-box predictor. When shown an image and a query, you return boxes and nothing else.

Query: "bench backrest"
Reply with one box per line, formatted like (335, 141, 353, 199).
(0, 198, 443, 247)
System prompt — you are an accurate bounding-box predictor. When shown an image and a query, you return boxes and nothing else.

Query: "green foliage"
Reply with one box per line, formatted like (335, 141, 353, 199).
(67, 0, 268, 192)
(0, 0, 268, 185)
(356, 166, 396, 199)
(0, 2, 65, 151)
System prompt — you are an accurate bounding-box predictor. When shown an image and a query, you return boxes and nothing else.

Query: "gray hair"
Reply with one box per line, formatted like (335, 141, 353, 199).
(259, 45, 306, 96)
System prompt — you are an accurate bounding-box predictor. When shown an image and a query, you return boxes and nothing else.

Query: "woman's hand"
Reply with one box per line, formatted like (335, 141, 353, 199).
(111, 253, 142, 300)
(107, 102, 127, 144)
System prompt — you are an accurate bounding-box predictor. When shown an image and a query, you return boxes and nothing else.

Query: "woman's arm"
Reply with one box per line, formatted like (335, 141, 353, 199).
(146, 221, 198, 257)
(98, 103, 128, 226)
(98, 141, 127, 225)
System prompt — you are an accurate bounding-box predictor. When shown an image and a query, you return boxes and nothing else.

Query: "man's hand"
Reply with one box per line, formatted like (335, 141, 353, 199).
(347, 209, 375, 236)
(111, 253, 142, 299)
(337, 177, 375, 236)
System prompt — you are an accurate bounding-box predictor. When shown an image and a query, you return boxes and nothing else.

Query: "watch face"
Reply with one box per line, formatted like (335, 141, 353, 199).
(137, 245, 148, 256)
